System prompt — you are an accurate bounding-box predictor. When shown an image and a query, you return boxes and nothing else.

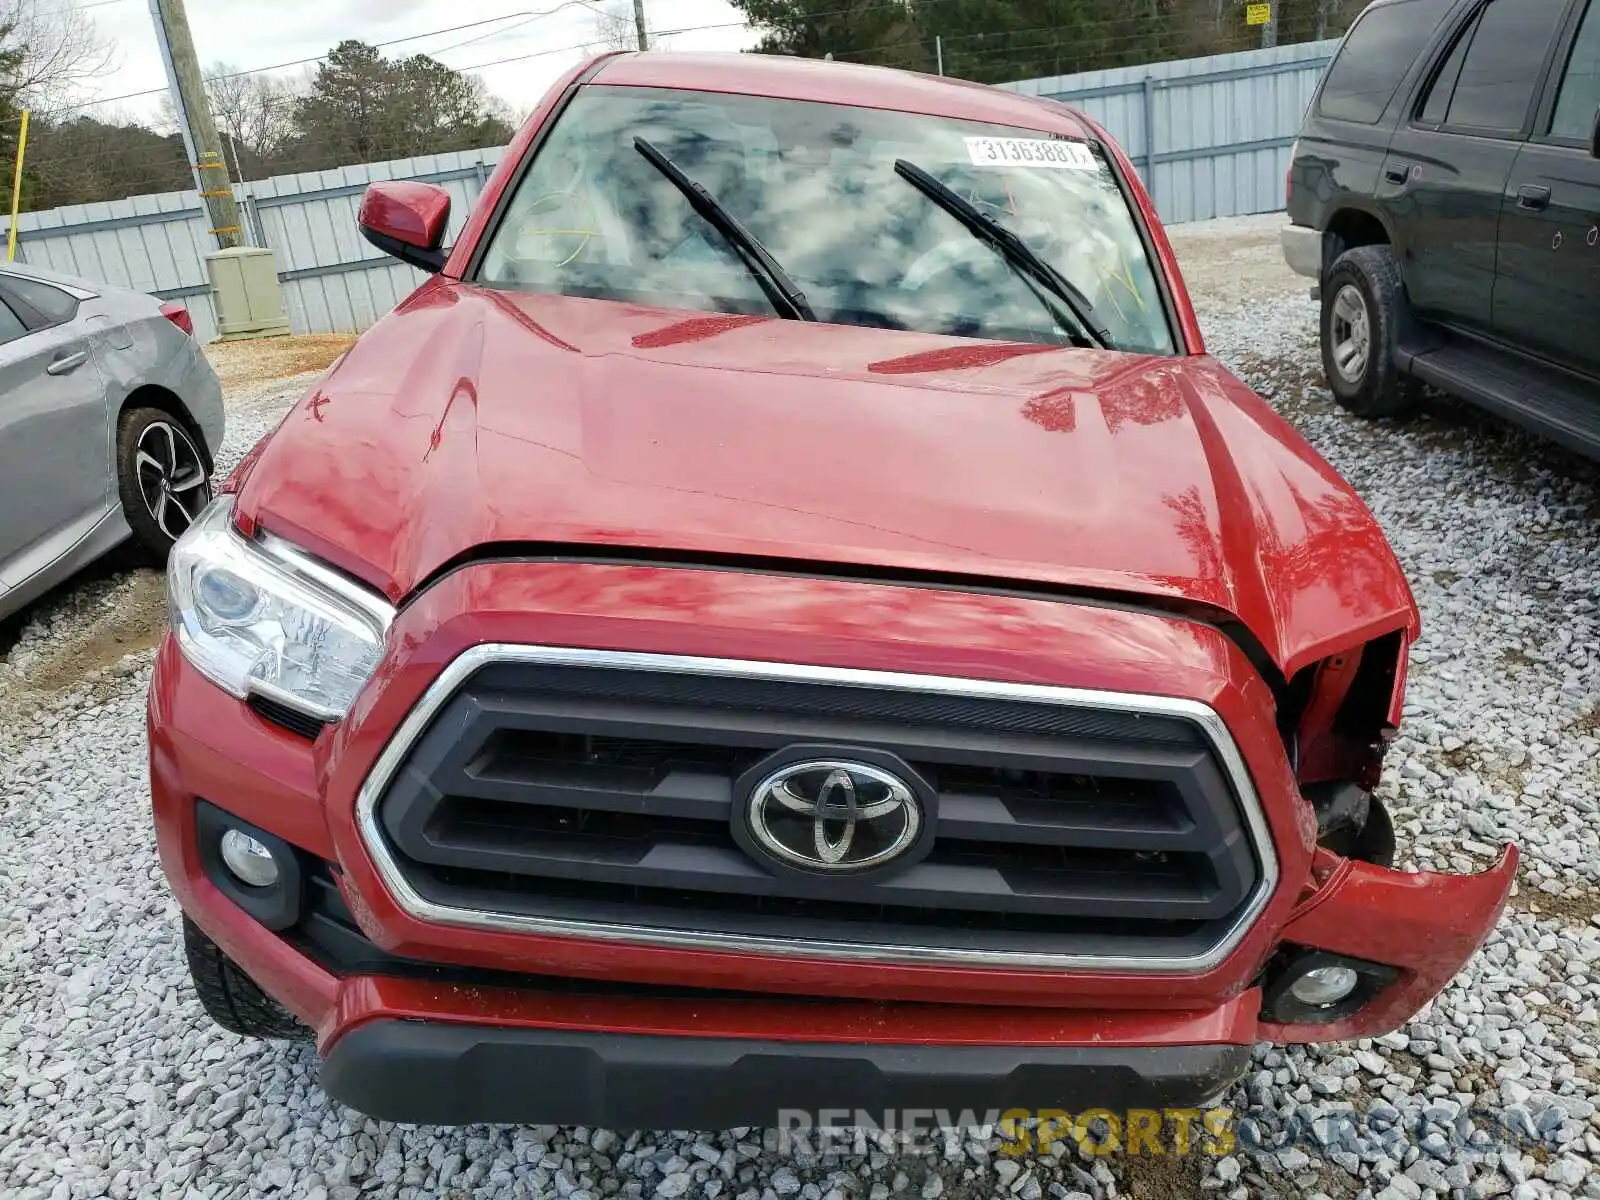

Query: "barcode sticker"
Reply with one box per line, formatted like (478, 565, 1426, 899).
(963, 136, 1097, 170)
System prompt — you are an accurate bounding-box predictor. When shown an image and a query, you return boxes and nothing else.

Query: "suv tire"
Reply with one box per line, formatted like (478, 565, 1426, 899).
(183, 917, 309, 1040)
(1320, 246, 1420, 418)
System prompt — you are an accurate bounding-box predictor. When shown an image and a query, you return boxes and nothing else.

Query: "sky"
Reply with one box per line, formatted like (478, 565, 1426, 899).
(67, 0, 758, 127)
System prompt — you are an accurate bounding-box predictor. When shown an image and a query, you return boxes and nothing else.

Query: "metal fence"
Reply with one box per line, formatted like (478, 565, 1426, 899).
(1002, 39, 1338, 224)
(6, 40, 1335, 340)
(10, 147, 507, 342)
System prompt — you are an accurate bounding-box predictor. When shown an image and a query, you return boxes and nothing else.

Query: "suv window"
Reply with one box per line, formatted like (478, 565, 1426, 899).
(1551, 0, 1600, 140)
(1443, 0, 1569, 132)
(1416, 10, 1480, 124)
(0, 274, 79, 327)
(1319, 0, 1452, 124)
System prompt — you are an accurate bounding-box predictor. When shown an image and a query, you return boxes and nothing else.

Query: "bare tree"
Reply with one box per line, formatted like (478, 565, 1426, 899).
(0, 0, 116, 110)
(156, 62, 299, 181)
(589, 0, 646, 51)
(200, 63, 297, 160)
(474, 81, 521, 133)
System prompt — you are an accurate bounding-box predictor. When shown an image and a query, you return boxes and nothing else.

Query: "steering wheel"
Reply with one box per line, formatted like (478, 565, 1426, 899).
(509, 189, 601, 269)
(894, 245, 1032, 339)
(900, 238, 995, 293)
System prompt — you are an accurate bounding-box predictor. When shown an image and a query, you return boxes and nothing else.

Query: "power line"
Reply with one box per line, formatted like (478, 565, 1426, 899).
(653, 18, 751, 37)
(50, 4, 1177, 121)
(59, 0, 975, 113)
(450, 43, 618, 73)
(424, 0, 612, 57)
(447, 21, 750, 73)
(425, 15, 554, 57)
(54, 1, 641, 113)
(212, 4, 617, 77)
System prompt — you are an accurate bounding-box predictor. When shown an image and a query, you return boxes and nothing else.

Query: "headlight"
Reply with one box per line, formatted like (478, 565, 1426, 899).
(168, 497, 394, 721)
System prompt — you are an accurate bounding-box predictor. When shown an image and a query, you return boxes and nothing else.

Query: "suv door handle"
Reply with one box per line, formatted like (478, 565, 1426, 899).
(44, 349, 88, 375)
(1517, 185, 1552, 211)
(1384, 162, 1412, 185)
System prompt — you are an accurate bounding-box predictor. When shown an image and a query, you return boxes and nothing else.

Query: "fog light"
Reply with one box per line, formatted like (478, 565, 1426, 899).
(219, 829, 280, 888)
(1263, 948, 1397, 1024)
(1288, 964, 1360, 1008)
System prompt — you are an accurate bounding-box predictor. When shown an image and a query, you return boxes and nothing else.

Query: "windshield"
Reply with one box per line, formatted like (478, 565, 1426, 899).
(477, 86, 1176, 354)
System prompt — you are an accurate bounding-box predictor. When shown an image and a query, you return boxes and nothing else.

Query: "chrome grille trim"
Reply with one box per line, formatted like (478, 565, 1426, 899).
(354, 644, 1281, 972)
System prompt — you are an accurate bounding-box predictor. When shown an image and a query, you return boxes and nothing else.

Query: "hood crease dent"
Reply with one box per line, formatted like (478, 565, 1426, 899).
(238, 284, 1416, 680)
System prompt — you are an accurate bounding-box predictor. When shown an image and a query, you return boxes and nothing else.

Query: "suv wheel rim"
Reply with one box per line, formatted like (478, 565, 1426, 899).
(135, 420, 210, 541)
(1330, 284, 1371, 383)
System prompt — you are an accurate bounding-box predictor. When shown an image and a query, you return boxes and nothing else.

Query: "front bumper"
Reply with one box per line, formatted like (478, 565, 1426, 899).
(325, 1022, 1251, 1127)
(148, 559, 1516, 1123)
(1281, 223, 1323, 280)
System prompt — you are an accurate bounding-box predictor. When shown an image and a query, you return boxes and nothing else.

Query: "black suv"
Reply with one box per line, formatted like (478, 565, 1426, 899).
(1283, 0, 1600, 455)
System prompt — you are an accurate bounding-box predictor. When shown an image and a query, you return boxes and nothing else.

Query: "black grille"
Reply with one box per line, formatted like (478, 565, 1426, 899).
(374, 660, 1262, 961)
(248, 694, 329, 739)
(289, 863, 827, 1000)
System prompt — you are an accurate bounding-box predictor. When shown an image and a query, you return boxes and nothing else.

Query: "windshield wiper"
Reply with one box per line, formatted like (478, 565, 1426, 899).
(893, 158, 1112, 349)
(633, 136, 814, 322)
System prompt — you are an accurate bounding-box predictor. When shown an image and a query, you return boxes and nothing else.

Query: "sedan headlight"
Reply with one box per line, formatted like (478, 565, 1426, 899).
(168, 497, 394, 721)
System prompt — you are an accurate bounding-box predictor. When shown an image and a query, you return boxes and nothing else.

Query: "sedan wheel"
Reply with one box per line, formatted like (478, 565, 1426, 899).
(135, 419, 210, 541)
(116, 406, 213, 562)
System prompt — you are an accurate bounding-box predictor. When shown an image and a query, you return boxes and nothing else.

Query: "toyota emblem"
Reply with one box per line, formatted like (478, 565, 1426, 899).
(743, 758, 922, 873)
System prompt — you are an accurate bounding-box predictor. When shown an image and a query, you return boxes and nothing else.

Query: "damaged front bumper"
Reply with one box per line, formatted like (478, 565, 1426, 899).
(148, 555, 1519, 1125)
(1261, 844, 1518, 1041)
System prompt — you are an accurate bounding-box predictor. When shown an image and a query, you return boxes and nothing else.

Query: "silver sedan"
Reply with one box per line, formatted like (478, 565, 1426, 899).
(0, 262, 225, 622)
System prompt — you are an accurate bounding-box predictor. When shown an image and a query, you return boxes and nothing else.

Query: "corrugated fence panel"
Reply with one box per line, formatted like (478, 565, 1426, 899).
(1004, 39, 1338, 223)
(5, 145, 508, 340)
(2, 49, 1328, 338)
(1070, 89, 1149, 161)
(247, 145, 504, 335)
(11, 183, 223, 339)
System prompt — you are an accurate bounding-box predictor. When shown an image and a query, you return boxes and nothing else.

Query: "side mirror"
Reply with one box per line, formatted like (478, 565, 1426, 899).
(359, 181, 450, 273)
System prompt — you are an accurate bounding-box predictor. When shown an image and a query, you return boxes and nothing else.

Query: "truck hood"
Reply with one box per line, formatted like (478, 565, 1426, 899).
(236, 281, 1415, 680)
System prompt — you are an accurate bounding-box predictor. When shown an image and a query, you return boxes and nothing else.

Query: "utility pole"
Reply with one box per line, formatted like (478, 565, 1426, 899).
(1260, 0, 1279, 47)
(1314, 0, 1332, 39)
(149, 0, 241, 249)
(632, 0, 649, 49)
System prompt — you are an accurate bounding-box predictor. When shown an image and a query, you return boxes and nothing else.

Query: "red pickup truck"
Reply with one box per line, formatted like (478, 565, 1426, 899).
(148, 50, 1515, 1129)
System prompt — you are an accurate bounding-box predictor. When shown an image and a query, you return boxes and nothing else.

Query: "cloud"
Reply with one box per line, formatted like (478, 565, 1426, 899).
(69, 0, 754, 131)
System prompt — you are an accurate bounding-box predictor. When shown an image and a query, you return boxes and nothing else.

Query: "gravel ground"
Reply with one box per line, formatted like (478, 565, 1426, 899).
(3, 216, 1600, 1200)
(0, 368, 324, 733)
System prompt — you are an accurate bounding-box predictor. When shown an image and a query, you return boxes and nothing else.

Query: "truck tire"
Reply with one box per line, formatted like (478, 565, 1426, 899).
(182, 917, 309, 1041)
(1320, 246, 1420, 418)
